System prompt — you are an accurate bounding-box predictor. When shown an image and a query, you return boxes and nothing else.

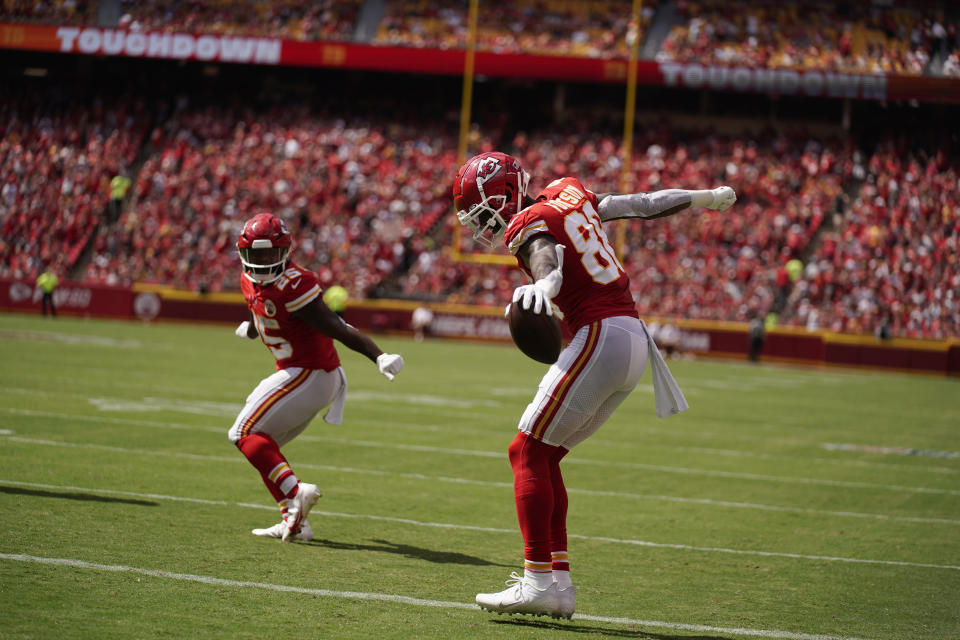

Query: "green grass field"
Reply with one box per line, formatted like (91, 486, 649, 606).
(0, 312, 958, 640)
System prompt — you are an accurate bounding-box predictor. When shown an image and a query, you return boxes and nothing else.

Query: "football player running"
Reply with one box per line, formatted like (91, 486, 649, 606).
(453, 152, 736, 618)
(229, 213, 404, 542)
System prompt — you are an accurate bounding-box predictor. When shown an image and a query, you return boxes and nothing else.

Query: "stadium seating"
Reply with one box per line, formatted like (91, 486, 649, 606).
(373, 0, 657, 58)
(83, 100, 458, 296)
(781, 144, 959, 339)
(2, 3, 958, 339)
(400, 126, 848, 324)
(0, 0, 656, 57)
(944, 50, 960, 77)
(113, 0, 363, 41)
(0, 0, 92, 25)
(658, 0, 952, 76)
(4, 0, 957, 79)
(0, 91, 147, 283)
(3, 72, 956, 339)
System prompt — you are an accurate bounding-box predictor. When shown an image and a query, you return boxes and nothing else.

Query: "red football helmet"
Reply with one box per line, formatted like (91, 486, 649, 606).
(453, 152, 530, 248)
(237, 213, 292, 284)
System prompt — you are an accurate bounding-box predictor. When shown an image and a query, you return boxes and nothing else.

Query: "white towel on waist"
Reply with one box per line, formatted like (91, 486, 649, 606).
(641, 320, 690, 418)
(323, 366, 348, 425)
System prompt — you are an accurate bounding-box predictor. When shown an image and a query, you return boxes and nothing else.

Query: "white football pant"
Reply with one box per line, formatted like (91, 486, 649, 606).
(228, 366, 347, 446)
(518, 315, 648, 448)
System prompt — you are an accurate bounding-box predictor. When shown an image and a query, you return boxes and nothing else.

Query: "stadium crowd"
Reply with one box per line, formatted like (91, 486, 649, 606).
(3, 80, 955, 339)
(0, 91, 148, 285)
(82, 99, 458, 295)
(113, 0, 362, 41)
(1, 76, 956, 339)
(657, 0, 955, 76)
(2, 0, 959, 339)
(1, 0, 92, 25)
(373, 0, 655, 58)
(782, 143, 958, 339)
(399, 125, 850, 325)
(5, 0, 958, 77)
(944, 50, 960, 77)
(616, 129, 848, 323)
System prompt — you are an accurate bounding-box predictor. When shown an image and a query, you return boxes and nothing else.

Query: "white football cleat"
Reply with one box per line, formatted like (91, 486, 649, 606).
(555, 584, 576, 619)
(252, 519, 313, 542)
(476, 572, 561, 618)
(282, 482, 321, 542)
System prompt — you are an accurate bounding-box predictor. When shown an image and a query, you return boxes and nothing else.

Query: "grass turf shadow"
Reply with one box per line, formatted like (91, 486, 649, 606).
(491, 617, 735, 639)
(0, 485, 158, 507)
(309, 537, 514, 567)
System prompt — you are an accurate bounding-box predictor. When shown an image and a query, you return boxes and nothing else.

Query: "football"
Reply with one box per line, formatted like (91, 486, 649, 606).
(507, 303, 562, 364)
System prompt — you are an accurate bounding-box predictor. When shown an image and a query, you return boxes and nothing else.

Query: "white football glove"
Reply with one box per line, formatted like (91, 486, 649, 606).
(511, 284, 552, 316)
(235, 321, 255, 339)
(507, 244, 565, 317)
(376, 353, 404, 381)
(706, 186, 737, 211)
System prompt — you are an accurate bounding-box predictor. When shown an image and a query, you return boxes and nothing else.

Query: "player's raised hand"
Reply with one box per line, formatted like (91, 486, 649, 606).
(707, 186, 737, 211)
(377, 353, 405, 381)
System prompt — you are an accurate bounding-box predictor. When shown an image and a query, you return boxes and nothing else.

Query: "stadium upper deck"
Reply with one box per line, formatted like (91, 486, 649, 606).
(2, 0, 957, 77)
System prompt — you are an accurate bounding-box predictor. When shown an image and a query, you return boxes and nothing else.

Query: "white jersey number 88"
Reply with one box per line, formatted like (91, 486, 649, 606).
(563, 206, 624, 285)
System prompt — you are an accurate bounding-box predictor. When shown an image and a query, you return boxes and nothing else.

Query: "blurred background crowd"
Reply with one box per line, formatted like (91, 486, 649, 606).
(4, 0, 958, 73)
(1, 0, 957, 340)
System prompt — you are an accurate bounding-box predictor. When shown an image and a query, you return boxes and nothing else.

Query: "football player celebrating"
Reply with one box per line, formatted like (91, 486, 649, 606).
(453, 152, 736, 618)
(229, 213, 404, 542)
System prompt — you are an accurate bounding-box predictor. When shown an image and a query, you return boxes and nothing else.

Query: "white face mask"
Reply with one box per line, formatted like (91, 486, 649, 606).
(239, 243, 289, 284)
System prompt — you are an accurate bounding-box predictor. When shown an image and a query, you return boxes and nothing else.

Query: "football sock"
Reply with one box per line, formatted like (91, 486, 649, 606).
(524, 563, 554, 589)
(548, 445, 570, 561)
(236, 433, 300, 506)
(550, 551, 570, 581)
(508, 432, 555, 568)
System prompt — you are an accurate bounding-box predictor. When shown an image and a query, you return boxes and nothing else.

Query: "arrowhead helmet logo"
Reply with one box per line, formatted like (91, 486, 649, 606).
(475, 156, 502, 181)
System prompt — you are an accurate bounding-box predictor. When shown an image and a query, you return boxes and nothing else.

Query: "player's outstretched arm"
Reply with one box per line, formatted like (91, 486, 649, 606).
(294, 298, 404, 380)
(597, 186, 736, 222)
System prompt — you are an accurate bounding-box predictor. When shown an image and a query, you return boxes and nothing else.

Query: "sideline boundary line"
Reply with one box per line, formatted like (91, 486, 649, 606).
(0, 553, 879, 640)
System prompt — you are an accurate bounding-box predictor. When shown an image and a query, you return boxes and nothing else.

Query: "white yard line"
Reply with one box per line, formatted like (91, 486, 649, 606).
(0, 552, 880, 640)
(1, 479, 958, 572)
(4, 401, 958, 475)
(305, 436, 960, 496)
(4, 434, 959, 526)
(11, 407, 958, 495)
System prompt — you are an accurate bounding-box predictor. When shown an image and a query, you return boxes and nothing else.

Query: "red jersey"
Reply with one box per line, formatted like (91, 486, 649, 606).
(504, 177, 638, 333)
(240, 261, 342, 371)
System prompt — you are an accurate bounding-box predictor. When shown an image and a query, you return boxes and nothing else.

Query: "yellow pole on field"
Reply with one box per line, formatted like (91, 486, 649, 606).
(452, 0, 514, 265)
(617, 0, 643, 254)
(457, 0, 479, 165)
(452, 0, 479, 263)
